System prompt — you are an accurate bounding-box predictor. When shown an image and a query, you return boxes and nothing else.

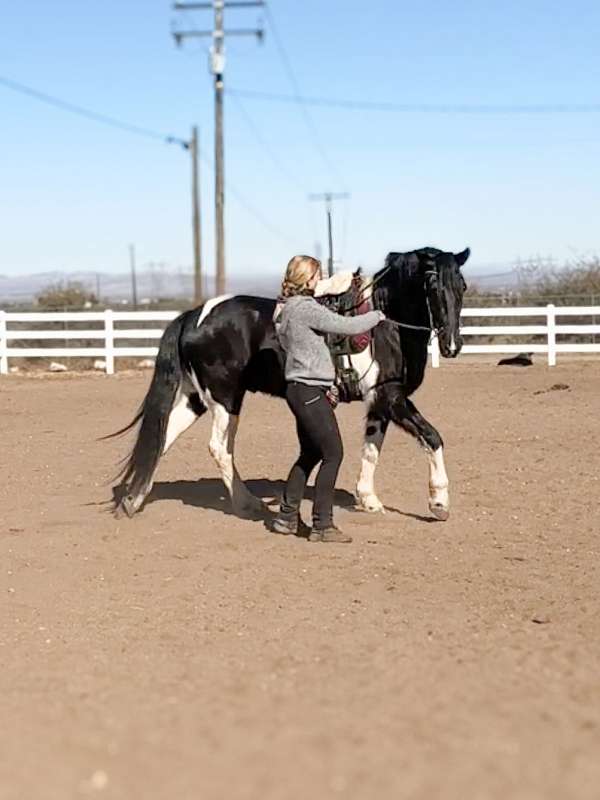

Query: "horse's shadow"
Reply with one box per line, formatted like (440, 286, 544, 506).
(145, 478, 356, 518)
(143, 479, 436, 523)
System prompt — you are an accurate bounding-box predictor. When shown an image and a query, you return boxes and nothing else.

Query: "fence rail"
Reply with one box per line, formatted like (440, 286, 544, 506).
(1, 305, 600, 374)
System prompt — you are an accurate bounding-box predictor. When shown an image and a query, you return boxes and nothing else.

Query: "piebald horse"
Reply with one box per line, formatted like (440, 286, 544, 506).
(111, 246, 469, 520)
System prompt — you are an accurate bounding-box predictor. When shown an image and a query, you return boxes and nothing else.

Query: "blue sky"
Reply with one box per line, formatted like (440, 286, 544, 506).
(1, 0, 600, 283)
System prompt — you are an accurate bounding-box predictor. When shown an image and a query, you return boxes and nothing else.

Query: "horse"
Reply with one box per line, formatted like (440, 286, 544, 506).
(111, 246, 470, 521)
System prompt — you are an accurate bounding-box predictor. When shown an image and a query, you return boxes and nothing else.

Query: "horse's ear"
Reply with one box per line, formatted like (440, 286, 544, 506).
(455, 247, 470, 267)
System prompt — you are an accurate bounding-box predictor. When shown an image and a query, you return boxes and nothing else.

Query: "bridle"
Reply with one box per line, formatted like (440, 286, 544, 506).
(342, 266, 449, 388)
(341, 265, 444, 337)
(340, 261, 466, 390)
(421, 268, 444, 338)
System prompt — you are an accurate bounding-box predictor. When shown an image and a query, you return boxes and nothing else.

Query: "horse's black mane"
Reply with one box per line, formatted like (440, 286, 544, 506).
(372, 248, 466, 311)
(370, 250, 423, 315)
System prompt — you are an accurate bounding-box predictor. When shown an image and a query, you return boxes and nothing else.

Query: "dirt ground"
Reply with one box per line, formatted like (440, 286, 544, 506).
(1, 360, 599, 800)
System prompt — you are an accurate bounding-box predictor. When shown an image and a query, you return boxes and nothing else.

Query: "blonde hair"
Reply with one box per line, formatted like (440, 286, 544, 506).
(280, 255, 322, 298)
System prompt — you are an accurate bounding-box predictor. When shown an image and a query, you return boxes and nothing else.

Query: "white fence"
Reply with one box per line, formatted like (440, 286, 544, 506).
(443, 304, 600, 368)
(1, 305, 600, 374)
(0, 310, 177, 375)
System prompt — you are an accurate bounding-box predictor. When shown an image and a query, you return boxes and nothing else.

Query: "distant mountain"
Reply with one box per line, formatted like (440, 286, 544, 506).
(0, 264, 521, 304)
(0, 269, 281, 304)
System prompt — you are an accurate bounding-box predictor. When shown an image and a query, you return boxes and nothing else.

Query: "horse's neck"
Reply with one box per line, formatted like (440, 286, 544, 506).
(374, 272, 429, 325)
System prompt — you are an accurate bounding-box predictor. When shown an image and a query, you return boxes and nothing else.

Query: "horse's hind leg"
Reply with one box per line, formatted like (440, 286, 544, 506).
(163, 390, 204, 454)
(205, 396, 265, 518)
(390, 397, 450, 521)
(120, 389, 204, 517)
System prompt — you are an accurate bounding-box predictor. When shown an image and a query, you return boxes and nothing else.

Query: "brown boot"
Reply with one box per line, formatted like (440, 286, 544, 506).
(272, 515, 311, 538)
(309, 526, 352, 544)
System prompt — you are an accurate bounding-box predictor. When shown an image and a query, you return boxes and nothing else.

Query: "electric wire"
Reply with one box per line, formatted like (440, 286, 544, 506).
(227, 86, 600, 114)
(263, 4, 348, 190)
(1, 74, 295, 244)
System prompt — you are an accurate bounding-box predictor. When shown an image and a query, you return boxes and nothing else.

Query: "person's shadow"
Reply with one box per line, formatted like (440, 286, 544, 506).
(140, 478, 436, 523)
(144, 478, 354, 518)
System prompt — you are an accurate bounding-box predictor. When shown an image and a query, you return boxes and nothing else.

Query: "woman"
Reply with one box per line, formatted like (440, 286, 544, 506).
(273, 255, 385, 543)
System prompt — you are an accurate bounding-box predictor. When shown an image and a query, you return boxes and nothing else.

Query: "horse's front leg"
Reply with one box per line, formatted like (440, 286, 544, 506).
(390, 396, 450, 521)
(356, 413, 389, 513)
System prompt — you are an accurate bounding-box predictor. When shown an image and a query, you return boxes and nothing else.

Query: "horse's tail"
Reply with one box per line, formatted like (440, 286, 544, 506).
(109, 309, 195, 516)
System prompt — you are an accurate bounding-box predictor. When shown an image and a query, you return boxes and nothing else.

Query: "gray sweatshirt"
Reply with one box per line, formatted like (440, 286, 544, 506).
(276, 295, 383, 386)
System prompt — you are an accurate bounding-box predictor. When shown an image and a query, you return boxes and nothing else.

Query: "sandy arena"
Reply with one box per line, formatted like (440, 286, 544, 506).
(1, 360, 599, 800)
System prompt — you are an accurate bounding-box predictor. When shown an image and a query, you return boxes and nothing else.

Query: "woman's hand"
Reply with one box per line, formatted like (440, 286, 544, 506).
(375, 310, 387, 323)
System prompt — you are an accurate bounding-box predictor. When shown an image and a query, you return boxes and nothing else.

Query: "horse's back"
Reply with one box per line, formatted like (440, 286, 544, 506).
(180, 294, 285, 406)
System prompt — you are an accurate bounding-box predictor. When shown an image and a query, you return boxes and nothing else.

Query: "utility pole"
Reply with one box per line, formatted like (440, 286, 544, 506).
(213, 1, 225, 296)
(167, 130, 203, 303)
(308, 192, 350, 277)
(190, 126, 203, 304)
(173, 1, 264, 296)
(129, 244, 138, 310)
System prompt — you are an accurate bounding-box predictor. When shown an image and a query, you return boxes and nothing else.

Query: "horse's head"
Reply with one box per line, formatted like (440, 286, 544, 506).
(419, 247, 470, 358)
(377, 247, 470, 357)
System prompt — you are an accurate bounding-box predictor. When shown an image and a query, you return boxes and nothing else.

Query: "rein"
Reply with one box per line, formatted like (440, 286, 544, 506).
(335, 267, 443, 392)
(340, 266, 441, 336)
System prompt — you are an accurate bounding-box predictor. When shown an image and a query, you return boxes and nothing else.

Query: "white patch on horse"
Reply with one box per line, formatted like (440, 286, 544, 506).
(428, 446, 449, 519)
(208, 401, 238, 495)
(356, 439, 385, 513)
(349, 347, 380, 401)
(195, 387, 263, 515)
(197, 294, 233, 327)
(163, 389, 199, 454)
(351, 347, 385, 512)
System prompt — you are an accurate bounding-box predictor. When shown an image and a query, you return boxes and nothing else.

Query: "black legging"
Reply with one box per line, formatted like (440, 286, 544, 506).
(280, 381, 344, 530)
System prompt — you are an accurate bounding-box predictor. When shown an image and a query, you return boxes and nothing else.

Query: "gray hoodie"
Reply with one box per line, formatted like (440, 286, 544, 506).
(276, 295, 383, 386)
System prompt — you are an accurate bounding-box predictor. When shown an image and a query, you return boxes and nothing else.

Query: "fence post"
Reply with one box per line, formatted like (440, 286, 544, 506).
(547, 304, 556, 367)
(0, 310, 7, 375)
(430, 334, 440, 368)
(104, 309, 115, 375)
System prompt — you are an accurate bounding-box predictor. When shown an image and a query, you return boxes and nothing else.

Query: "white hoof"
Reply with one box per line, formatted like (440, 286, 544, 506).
(429, 484, 449, 518)
(429, 500, 449, 521)
(355, 494, 385, 514)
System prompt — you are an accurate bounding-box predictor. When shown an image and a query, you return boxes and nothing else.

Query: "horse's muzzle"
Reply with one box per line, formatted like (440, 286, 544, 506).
(440, 335, 463, 359)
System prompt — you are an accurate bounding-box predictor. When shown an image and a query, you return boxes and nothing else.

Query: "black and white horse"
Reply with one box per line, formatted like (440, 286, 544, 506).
(112, 246, 469, 520)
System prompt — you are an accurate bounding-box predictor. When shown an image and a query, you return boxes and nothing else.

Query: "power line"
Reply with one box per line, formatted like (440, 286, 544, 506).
(263, 4, 348, 190)
(0, 75, 186, 145)
(226, 180, 297, 244)
(228, 90, 310, 193)
(1, 73, 293, 245)
(228, 87, 600, 115)
(193, 140, 296, 244)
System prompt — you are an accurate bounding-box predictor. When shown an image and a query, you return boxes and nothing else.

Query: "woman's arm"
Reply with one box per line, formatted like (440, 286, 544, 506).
(300, 300, 384, 336)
